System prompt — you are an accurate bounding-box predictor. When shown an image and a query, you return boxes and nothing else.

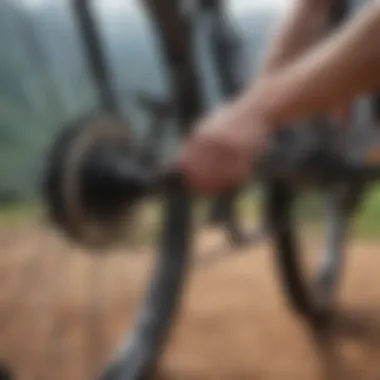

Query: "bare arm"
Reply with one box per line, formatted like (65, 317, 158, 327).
(260, 0, 335, 74)
(243, 0, 380, 127)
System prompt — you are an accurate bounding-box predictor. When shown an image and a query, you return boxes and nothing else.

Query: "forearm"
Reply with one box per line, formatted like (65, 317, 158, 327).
(247, 1, 380, 127)
(259, 0, 334, 75)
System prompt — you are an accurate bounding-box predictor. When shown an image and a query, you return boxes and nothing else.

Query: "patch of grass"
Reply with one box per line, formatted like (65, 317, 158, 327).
(353, 185, 380, 239)
(0, 202, 39, 228)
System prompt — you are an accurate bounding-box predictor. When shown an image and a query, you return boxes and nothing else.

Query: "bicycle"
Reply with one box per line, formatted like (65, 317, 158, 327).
(75, 0, 262, 249)
(43, 1, 264, 379)
(42, 0, 380, 378)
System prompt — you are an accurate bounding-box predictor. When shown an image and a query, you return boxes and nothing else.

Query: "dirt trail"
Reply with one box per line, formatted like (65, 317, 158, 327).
(1, 226, 380, 380)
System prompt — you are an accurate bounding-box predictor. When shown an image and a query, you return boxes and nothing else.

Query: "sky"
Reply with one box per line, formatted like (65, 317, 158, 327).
(22, 0, 289, 15)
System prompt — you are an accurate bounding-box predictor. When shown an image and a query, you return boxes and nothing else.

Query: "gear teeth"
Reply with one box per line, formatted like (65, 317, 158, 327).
(42, 113, 134, 249)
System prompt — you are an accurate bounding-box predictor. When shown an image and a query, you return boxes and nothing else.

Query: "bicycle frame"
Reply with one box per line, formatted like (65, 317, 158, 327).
(71, 0, 121, 116)
(257, 117, 380, 185)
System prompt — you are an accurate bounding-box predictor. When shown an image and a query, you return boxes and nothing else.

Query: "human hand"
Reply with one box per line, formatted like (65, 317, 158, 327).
(178, 100, 271, 193)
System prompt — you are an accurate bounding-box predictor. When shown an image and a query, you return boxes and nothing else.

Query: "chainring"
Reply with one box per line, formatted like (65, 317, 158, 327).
(43, 113, 139, 250)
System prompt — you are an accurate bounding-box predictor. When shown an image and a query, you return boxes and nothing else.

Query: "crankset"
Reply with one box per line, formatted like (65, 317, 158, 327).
(43, 114, 184, 249)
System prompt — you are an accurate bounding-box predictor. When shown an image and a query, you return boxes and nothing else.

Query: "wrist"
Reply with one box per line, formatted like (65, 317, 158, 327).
(234, 84, 279, 135)
(227, 91, 276, 151)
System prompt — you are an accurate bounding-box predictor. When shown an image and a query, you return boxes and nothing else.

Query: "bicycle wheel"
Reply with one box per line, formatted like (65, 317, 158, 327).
(266, 180, 361, 327)
(97, 192, 192, 380)
(44, 114, 193, 380)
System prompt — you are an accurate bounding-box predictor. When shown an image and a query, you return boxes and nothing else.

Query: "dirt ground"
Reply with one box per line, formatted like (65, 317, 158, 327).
(1, 223, 380, 380)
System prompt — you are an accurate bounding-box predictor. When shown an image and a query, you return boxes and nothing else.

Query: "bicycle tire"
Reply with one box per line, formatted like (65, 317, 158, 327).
(97, 188, 192, 380)
(265, 180, 361, 328)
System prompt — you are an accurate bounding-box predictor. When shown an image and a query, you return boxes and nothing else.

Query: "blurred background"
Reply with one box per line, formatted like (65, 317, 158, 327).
(2, 1, 380, 380)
